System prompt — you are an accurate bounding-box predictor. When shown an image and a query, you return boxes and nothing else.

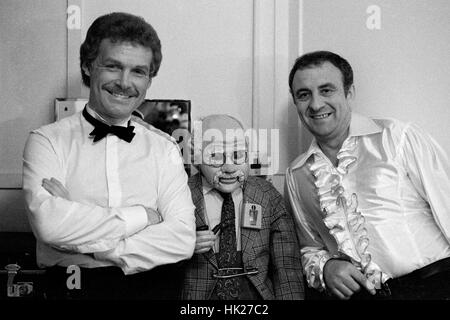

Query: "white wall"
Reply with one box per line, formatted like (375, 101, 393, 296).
(297, 0, 450, 155)
(0, 0, 67, 231)
(0, 0, 67, 187)
(78, 0, 254, 126)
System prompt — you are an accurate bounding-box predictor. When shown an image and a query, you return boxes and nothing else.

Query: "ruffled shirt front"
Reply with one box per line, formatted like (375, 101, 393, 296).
(286, 113, 450, 291)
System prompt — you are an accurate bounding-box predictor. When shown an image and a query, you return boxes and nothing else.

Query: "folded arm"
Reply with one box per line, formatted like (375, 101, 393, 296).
(23, 132, 149, 253)
(93, 144, 196, 274)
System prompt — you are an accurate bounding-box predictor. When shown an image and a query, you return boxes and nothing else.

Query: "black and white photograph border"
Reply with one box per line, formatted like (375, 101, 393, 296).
(0, 0, 449, 315)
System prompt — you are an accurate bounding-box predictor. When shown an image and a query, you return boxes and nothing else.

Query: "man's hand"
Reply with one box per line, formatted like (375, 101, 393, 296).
(194, 230, 216, 254)
(42, 178, 71, 200)
(323, 259, 376, 300)
(144, 207, 163, 225)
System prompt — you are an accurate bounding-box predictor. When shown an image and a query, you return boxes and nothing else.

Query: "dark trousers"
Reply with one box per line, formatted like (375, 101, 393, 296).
(353, 270, 450, 300)
(45, 263, 185, 300)
(307, 258, 450, 300)
(356, 257, 450, 300)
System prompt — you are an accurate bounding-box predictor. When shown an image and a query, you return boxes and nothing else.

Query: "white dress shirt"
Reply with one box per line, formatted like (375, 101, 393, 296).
(286, 112, 450, 290)
(23, 106, 196, 274)
(201, 177, 243, 252)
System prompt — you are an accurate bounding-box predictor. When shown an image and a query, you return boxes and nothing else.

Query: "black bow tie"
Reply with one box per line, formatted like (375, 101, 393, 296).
(82, 108, 136, 143)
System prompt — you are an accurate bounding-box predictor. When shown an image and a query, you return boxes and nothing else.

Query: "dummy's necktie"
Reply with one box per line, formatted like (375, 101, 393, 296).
(82, 108, 135, 143)
(215, 191, 241, 300)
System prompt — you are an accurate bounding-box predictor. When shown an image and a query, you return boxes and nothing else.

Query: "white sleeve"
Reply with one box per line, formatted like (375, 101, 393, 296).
(94, 144, 196, 274)
(285, 167, 331, 291)
(398, 123, 450, 239)
(23, 131, 148, 253)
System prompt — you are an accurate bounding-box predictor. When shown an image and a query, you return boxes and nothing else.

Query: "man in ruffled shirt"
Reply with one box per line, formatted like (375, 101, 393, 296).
(22, 12, 196, 299)
(285, 50, 450, 300)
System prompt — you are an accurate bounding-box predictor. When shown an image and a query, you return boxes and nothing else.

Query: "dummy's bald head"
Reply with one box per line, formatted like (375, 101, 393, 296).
(193, 114, 249, 193)
(201, 114, 244, 133)
(198, 114, 247, 153)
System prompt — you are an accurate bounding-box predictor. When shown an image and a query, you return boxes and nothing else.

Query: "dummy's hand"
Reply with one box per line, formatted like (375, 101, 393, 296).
(144, 207, 163, 225)
(323, 259, 376, 300)
(42, 178, 71, 200)
(195, 230, 216, 254)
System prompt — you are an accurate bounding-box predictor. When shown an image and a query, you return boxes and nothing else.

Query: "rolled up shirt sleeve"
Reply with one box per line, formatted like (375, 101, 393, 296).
(94, 143, 196, 274)
(23, 131, 149, 253)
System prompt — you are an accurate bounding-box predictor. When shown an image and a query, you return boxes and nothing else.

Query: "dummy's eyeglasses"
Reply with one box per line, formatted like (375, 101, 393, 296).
(203, 150, 248, 167)
(213, 267, 259, 279)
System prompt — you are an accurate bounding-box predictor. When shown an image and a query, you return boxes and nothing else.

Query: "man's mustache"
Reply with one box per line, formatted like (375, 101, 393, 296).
(103, 84, 137, 97)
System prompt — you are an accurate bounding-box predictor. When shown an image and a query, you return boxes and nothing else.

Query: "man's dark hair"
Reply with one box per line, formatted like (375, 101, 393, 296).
(289, 51, 353, 96)
(80, 12, 162, 87)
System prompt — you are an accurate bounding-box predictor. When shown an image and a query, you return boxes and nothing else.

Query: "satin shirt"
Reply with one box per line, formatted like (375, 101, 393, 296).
(286, 113, 450, 290)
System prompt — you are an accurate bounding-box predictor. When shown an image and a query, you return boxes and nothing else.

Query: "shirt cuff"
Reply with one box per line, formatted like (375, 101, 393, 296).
(318, 255, 332, 291)
(306, 253, 332, 292)
(119, 206, 148, 237)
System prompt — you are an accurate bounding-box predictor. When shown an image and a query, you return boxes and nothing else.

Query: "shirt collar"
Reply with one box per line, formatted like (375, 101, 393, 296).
(290, 112, 382, 170)
(85, 104, 130, 127)
(349, 112, 382, 137)
(132, 109, 145, 120)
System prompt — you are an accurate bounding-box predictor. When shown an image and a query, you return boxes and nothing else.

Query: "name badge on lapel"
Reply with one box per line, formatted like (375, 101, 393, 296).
(242, 203, 262, 229)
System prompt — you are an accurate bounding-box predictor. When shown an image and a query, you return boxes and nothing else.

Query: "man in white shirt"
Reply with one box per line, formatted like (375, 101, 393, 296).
(285, 50, 450, 300)
(22, 12, 196, 299)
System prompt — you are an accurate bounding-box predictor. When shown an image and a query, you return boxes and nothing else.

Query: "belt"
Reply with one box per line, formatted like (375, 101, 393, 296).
(352, 258, 450, 299)
(381, 257, 450, 294)
(373, 257, 450, 299)
(394, 257, 450, 283)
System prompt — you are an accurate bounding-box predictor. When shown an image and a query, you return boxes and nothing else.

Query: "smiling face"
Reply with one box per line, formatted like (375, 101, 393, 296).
(198, 115, 249, 194)
(291, 61, 353, 145)
(82, 39, 153, 124)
